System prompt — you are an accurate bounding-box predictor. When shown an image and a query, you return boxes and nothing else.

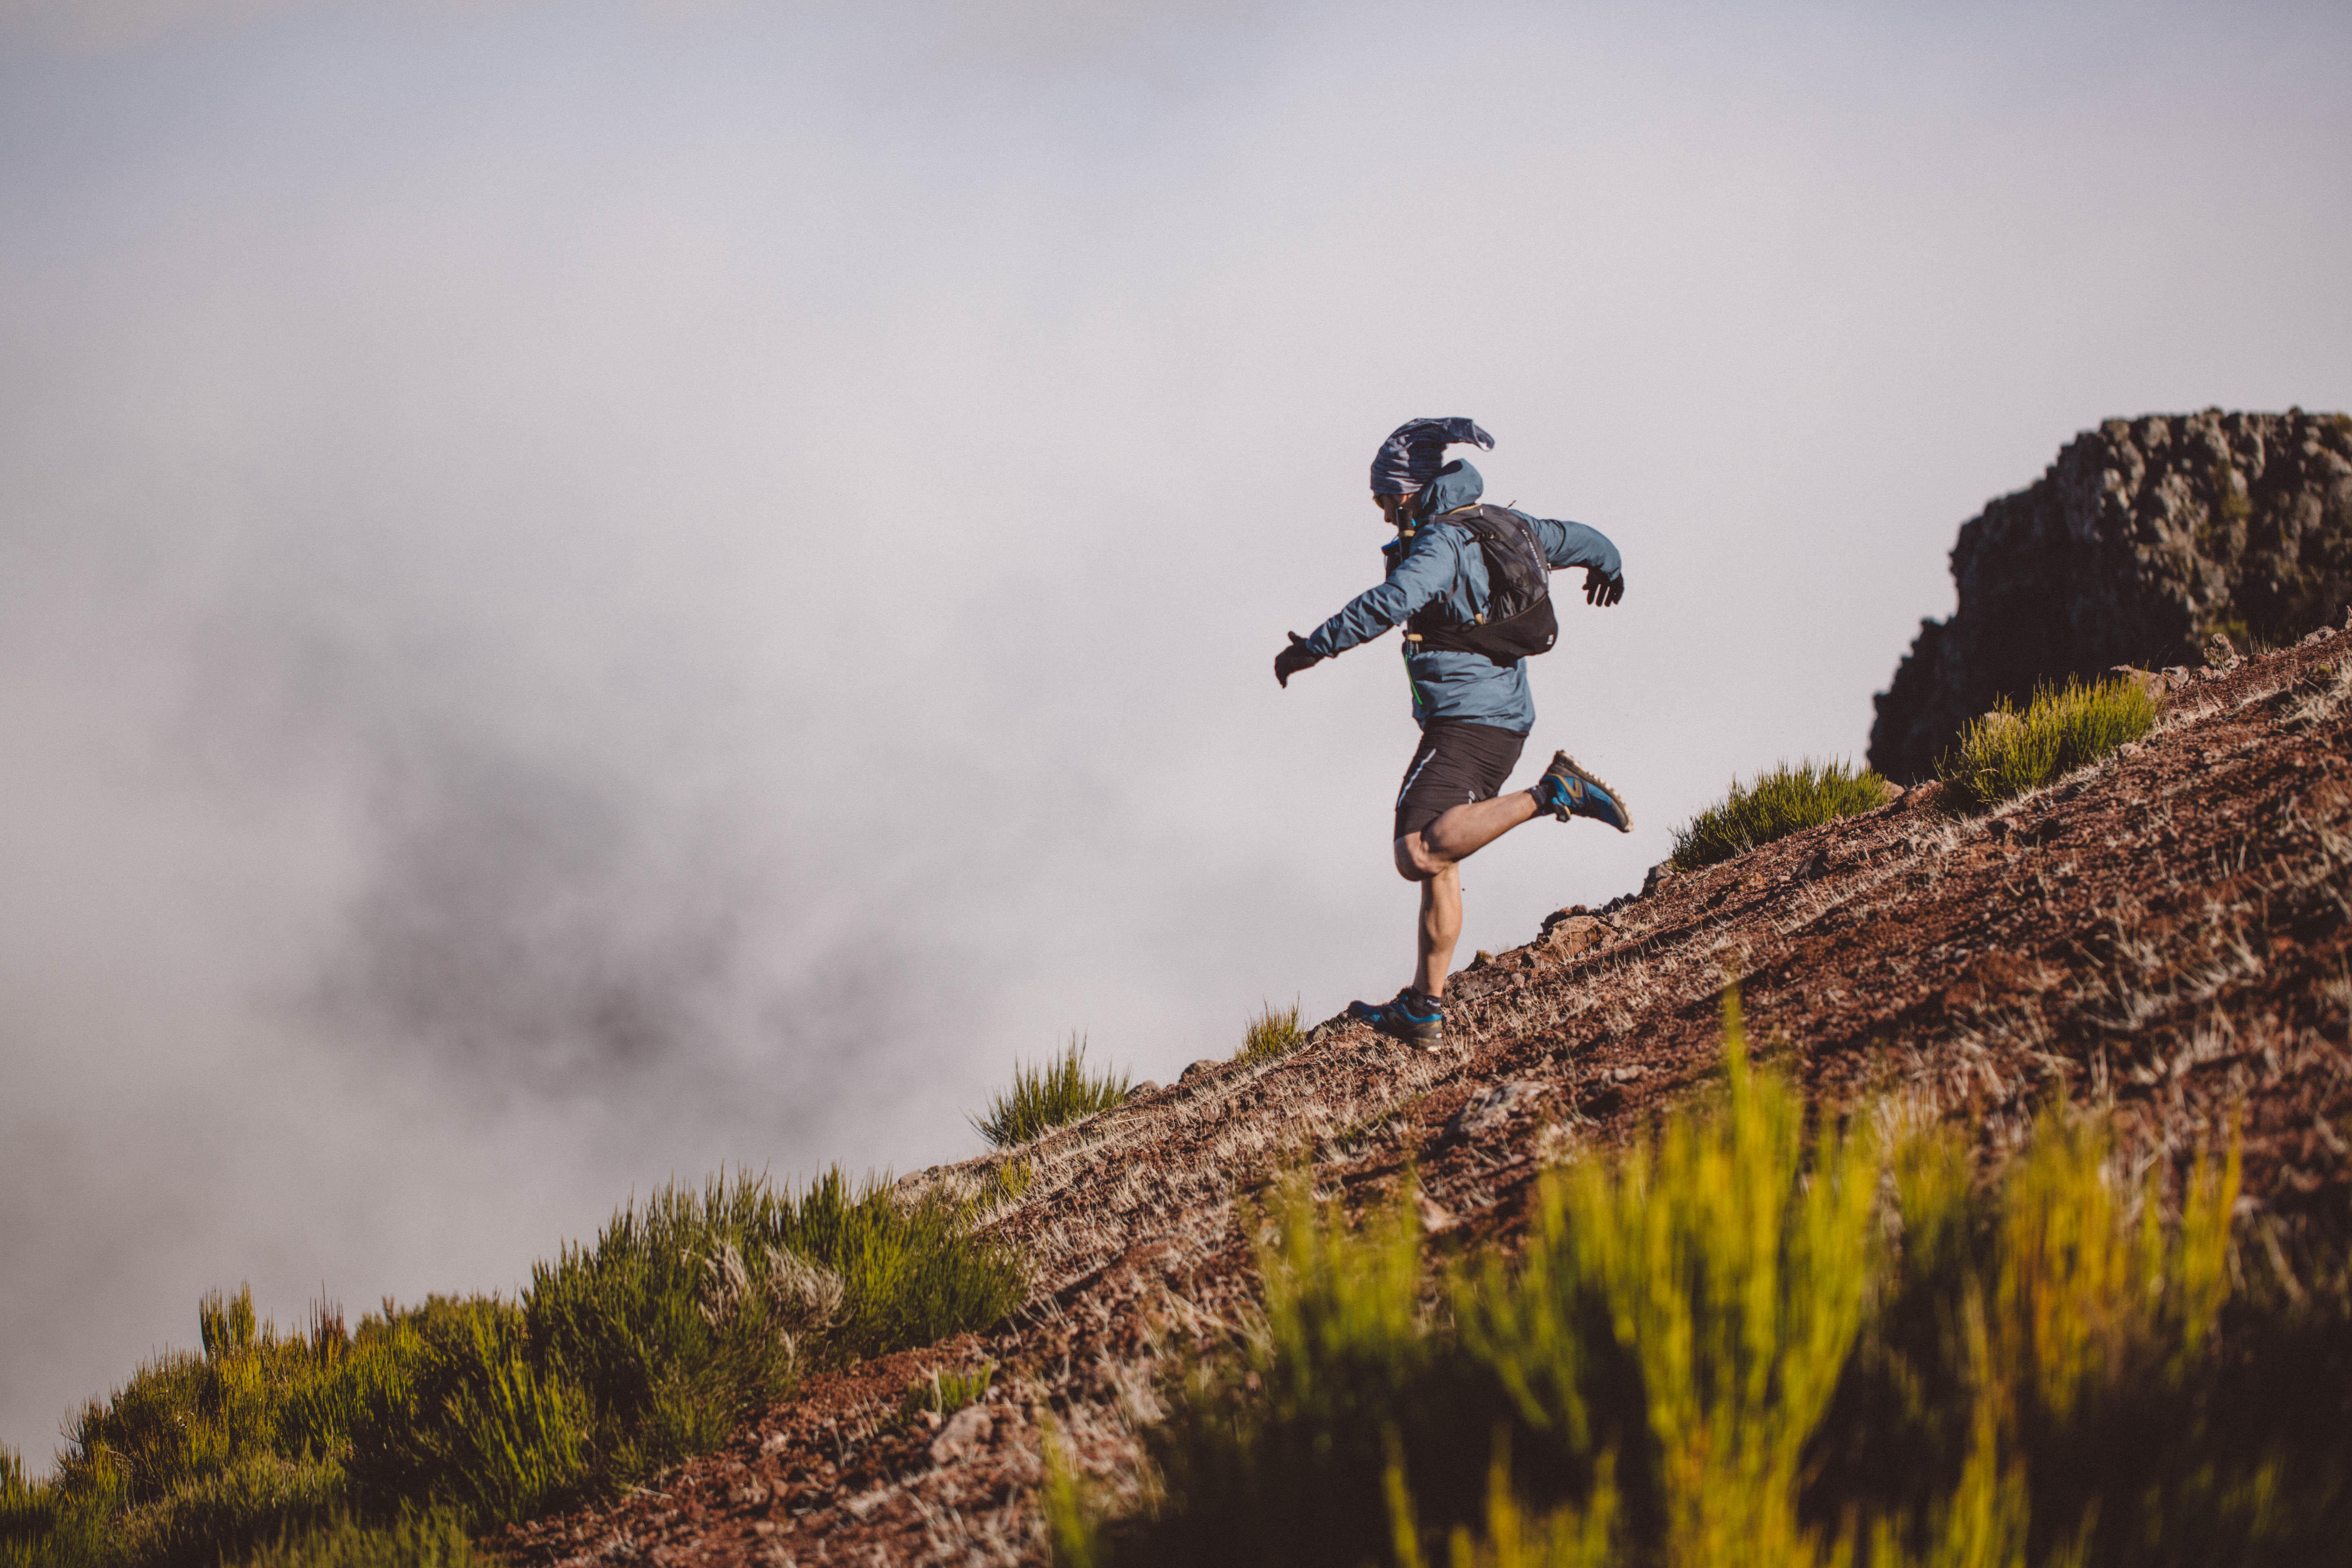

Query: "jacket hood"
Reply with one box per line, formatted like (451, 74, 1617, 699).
(1418, 459, 1485, 516)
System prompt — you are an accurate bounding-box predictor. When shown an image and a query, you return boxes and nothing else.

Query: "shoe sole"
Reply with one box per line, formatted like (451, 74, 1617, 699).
(1543, 751, 1635, 833)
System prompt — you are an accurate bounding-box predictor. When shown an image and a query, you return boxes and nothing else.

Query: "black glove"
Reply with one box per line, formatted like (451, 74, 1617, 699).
(1584, 566, 1624, 607)
(1273, 632, 1323, 688)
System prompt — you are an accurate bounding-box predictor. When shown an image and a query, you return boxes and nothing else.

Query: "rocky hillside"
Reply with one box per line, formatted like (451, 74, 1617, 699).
(1869, 410, 2352, 782)
(494, 621, 2352, 1567)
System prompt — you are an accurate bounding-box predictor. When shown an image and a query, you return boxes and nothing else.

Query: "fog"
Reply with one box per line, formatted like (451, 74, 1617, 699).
(4, 0, 2348, 1465)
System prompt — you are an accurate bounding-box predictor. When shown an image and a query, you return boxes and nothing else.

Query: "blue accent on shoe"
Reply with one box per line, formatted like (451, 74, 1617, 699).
(1346, 987, 1445, 1045)
(1535, 750, 1635, 833)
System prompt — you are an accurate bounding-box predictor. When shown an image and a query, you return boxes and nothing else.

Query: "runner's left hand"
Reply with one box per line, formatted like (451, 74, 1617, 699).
(1584, 567, 1624, 607)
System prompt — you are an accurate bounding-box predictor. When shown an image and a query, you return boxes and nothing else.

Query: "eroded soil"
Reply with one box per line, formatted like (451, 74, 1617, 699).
(491, 626, 2352, 1567)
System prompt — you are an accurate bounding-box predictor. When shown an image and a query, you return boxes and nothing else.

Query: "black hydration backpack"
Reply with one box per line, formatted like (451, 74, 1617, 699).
(1402, 503, 1558, 666)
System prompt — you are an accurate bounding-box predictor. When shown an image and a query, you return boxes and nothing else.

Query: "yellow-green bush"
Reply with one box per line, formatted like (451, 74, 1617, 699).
(1936, 678, 2158, 812)
(1469, 992, 1880, 1564)
(1670, 759, 1895, 871)
(1059, 993, 2345, 1568)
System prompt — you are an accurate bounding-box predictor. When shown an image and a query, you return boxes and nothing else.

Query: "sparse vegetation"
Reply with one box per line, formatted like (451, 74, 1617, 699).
(900, 1362, 995, 1422)
(2212, 458, 2252, 525)
(991, 1155, 1035, 1203)
(1056, 992, 2350, 1567)
(2, 1170, 1021, 1568)
(1236, 1000, 1305, 1065)
(1670, 758, 1893, 871)
(971, 1034, 1132, 1148)
(1936, 676, 2158, 812)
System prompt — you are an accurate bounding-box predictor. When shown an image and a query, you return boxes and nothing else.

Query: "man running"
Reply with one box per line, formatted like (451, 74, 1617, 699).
(1272, 417, 1631, 1049)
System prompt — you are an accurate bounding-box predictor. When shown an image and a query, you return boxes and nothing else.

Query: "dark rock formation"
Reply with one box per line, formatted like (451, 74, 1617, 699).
(1869, 410, 2352, 783)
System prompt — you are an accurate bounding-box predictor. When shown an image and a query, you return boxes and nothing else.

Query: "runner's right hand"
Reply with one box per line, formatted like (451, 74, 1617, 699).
(1274, 633, 1321, 688)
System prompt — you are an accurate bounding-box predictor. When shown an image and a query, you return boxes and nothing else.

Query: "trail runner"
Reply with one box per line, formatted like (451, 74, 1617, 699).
(1273, 417, 1631, 1050)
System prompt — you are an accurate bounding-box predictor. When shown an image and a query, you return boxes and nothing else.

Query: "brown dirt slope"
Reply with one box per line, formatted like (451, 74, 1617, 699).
(493, 624, 2352, 1568)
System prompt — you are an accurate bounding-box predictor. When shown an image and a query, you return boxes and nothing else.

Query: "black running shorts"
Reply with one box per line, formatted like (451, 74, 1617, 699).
(1393, 719, 1529, 842)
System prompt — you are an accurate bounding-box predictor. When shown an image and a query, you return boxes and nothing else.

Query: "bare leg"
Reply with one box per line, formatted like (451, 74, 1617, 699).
(1425, 790, 1541, 863)
(1391, 786, 1545, 998)
(1415, 863, 1462, 997)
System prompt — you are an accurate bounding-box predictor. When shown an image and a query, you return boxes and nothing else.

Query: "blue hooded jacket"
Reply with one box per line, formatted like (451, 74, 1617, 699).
(1299, 461, 1620, 735)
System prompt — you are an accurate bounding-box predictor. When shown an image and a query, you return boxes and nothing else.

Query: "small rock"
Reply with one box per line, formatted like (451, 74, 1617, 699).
(2202, 631, 2241, 669)
(929, 1404, 993, 1466)
(1448, 1079, 1548, 1139)
(1641, 860, 1676, 895)
(1895, 780, 1942, 812)
(1129, 1081, 1160, 1097)
(1539, 915, 1610, 959)
(1604, 1065, 1648, 1085)
(1178, 1059, 1220, 1085)
(1415, 1193, 1459, 1235)
(2117, 742, 2143, 759)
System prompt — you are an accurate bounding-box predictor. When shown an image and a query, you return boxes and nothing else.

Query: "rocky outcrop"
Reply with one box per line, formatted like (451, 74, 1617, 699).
(1869, 409, 2352, 782)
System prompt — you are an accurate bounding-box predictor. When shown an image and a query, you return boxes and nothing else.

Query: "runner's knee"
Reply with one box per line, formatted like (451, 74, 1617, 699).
(1394, 833, 1441, 881)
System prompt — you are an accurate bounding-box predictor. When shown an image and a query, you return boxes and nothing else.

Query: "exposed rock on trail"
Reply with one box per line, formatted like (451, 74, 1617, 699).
(1870, 409, 2352, 782)
(497, 628, 2352, 1567)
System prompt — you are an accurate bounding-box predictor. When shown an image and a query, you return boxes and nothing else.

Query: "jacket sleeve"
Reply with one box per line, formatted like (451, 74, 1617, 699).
(1298, 528, 1459, 659)
(1523, 512, 1621, 579)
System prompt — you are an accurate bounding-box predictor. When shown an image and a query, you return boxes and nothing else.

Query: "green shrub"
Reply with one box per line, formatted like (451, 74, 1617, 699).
(1236, 1001, 1305, 1065)
(1066, 993, 2344, 1568)
(1670, 759, 1893, 871)
(342, 1296, 588, 1526)
(1936, 677, 2158, 813)
(11, 1172, 1023, 1568)
(971, 1034, 1131, 1147)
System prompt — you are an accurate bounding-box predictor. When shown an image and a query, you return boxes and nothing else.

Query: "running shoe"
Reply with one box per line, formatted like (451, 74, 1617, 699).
(1532, 751, 1634, 832)
(1346, 987, 1445, 1048)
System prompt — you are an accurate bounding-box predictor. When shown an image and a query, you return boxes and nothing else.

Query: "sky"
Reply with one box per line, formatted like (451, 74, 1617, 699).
(2, 0, 2348, 1466)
